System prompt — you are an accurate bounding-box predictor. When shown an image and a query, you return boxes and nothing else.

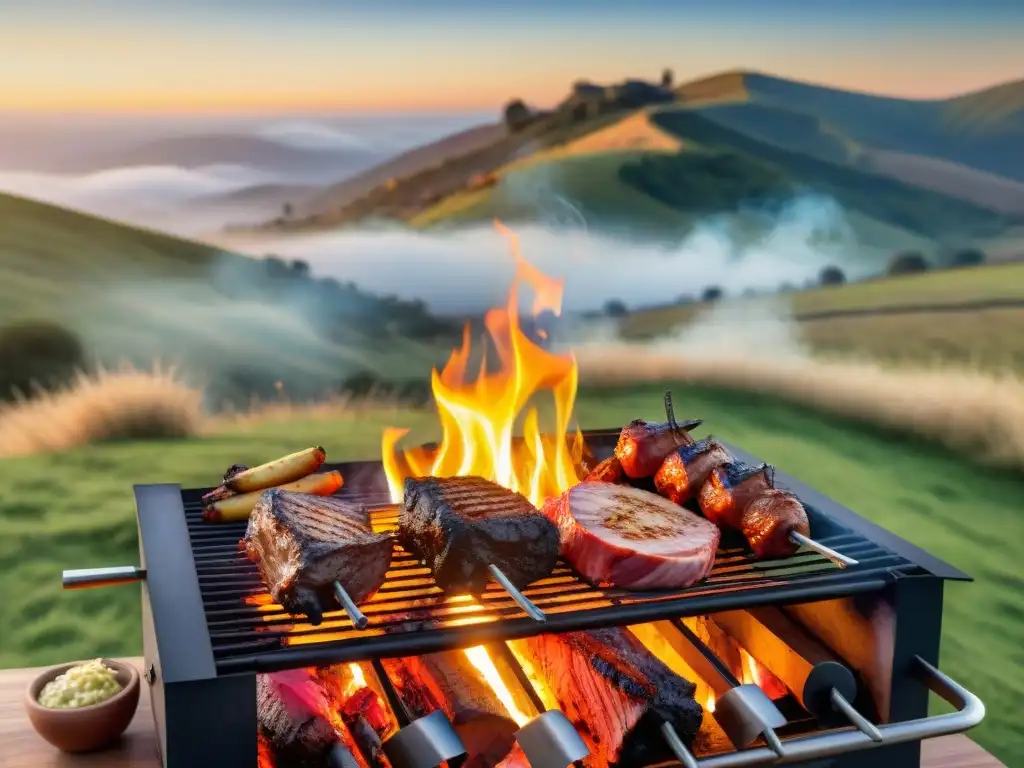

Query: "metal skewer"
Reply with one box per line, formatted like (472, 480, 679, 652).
(332, 581, 369, 629)
(830, 688, 884, 742)
(660, 722, 701, 768)
(488, 564, 546, 623)
(789, 531, 859, 569)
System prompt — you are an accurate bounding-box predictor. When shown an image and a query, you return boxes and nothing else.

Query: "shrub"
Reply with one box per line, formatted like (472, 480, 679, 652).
(950, 248, 986, 268)
(0, 320, 84, 399)
(819, 265, 847, 286)
(702, 286, 724, 302)
(603, 299, 629, 317)
(0, 366, 202, 457)
(887, 251, 930, 276)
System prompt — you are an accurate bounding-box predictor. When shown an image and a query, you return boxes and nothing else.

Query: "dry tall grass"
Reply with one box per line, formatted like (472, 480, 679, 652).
(0, 366, 204, 458)
(576, 346, 1024, 471)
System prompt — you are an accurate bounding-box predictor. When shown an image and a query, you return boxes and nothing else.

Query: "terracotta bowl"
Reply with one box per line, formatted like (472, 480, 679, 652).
(24, 660, 141, 753)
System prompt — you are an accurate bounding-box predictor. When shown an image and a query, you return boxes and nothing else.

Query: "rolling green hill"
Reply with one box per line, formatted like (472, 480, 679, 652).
(680, 70, 1024, 181)
(0, 192, 452, 402)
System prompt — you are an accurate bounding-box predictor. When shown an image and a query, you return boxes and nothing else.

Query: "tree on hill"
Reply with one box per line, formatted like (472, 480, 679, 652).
(702, 286, 724, 302)
(949, 247, 986, 268)
(503, 99, 533, 132)
(661, 68, 674, 88)
(819, 265, 847, 286)
(0, 320, 84, 399)
(887, 251, 930, 276)
(604, 299, 628, 317)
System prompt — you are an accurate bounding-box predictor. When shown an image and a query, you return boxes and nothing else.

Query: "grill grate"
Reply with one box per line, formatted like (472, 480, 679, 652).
(180, 437, 922, 675)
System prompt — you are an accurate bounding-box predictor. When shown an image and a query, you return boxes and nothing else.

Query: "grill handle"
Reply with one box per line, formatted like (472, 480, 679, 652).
(63, 566, 147, 590)
(668, 655, 984, 767)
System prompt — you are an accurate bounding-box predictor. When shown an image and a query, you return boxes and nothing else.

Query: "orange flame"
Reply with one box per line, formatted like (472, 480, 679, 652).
(382, 220, 581, 508)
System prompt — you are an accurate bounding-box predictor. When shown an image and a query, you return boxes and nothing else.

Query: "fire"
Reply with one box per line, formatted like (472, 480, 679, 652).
(382, 220, 582, 508)
(740, 649, 761, 687)
(463, 645, 531, 727)
(705, 691, 717, 713)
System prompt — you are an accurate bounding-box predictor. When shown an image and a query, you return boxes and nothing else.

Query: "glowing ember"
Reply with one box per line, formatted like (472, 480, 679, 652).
(706, 692, 717, 713)
(382, 220, 582, 508)
(463, 645, 531, 727)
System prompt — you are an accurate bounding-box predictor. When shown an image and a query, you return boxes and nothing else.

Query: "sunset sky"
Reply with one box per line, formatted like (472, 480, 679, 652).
(2, 0, 1022, 113)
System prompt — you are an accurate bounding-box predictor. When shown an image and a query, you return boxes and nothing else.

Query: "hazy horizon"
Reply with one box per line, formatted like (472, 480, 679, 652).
(3, 0, 1022, 113)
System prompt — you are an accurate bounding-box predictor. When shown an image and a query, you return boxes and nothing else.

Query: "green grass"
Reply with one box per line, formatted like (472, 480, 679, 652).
(1, 384, 1021, 761)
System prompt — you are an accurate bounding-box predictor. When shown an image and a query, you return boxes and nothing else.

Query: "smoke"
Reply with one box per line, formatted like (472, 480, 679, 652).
(230, 195, 869, 315)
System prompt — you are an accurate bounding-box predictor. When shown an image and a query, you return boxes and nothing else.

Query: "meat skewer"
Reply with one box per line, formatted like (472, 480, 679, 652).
(508, 627, 704, 768)
(584, 456, 626, 484)
(399, 476, 558, 623)
(699, 463, 857, 567)
(613, 391, 703, 479)
(653, 436, 734, 505)
(242, 490, 393, 627)
(257, 671, 361, 768)
(543, 482, 720, 590)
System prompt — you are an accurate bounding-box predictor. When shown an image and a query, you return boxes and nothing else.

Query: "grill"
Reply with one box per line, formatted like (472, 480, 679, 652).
(62, 429, 985, 768)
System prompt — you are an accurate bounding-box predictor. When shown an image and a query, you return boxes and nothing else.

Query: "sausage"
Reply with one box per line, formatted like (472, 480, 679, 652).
(654, 437, 734, 505)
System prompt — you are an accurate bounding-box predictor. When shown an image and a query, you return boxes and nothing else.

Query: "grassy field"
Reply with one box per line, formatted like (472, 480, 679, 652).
(0, 383, 1020, 762)
(618, 261, 1024, 372)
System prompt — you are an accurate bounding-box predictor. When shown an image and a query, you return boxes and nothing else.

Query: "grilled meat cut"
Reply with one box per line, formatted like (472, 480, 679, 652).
(739, 488, 810, 558)
(243, 490, 393, 626)
(509, 627, 703, 768)
(257, 672, 360, 768)
(613, 418, 703, 479)
(543, 482, 720, 589)
(585, 456, 626, 484)
(399, 475, 560, 595)
(654, 436, 734, 505)
(697, 462, 774, 530)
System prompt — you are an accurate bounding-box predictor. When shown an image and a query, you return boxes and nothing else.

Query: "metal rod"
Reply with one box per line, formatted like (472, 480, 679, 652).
(789, 532, 859, 568)
(660, 722, 700, 768)
(664, 390, 677, 428)
(327, 742, 361, 768)
(760, 727, 786, 758)
(333, 581, 369, 630)
(830, 689, 884, 743)
(488, 564, 546, 623)
(62, 566, 146, 589)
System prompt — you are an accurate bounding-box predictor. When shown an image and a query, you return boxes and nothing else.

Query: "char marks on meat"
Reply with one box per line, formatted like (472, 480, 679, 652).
(698, 461, 774, 530)
(654, 436, 734, 505)
(510, 628, 703, 768)
(243, 490, 393, 625)
(543, 482, 720, 589)
(399, 475, 559, 595)
(740, 488, 810, 558)
(614, 417, 703, 479)
(585, 456, 626, 484)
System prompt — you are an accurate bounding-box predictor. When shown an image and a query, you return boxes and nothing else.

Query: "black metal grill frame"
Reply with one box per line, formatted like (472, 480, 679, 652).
(156, 430, 944, 676)
(135, 429, 965, 768)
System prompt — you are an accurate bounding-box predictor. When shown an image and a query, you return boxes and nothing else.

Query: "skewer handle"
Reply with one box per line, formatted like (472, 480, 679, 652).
(333, 581, 369, 629)
(830, 688, 884, 742)
(63, 566, 146, 589)
(789, 531, 859, 568)
(660, 722, 700, 768)
(488, 564, 546, 623)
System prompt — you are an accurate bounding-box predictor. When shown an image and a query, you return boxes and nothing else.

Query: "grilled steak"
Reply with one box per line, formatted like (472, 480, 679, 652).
(654, 436, 734, 505)
(542, 482, 720, 589)
(509, 627, 704, 768)
(739, 488, 810, 558)
(243, 490, 393, 625)
(399, 475, 559, 595)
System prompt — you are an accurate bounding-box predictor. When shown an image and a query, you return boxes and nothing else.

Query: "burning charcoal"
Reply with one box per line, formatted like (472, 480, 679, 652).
(509, 627, 703, 768)
(381, 649, 530, 768)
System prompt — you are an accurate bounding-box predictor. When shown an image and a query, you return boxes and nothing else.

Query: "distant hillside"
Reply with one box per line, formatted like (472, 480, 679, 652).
(677, 70, 1024, 181)
(0, 192, 451, 402)
(92, 134, 386, 180)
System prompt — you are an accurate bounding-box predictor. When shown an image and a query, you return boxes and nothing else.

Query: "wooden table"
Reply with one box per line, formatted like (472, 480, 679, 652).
(0, 659, 1005, 768)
